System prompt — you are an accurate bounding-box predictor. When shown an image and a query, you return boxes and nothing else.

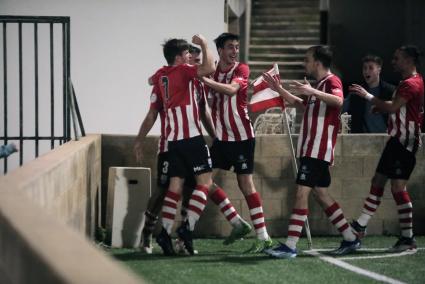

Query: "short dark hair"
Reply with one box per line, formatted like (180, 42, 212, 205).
(362, 54, 383, 67)
(307, 45, 333, 68)
(398, 45, 422, 67)
(214, 32, 239, 50)
(162, 38, 190, 65)
(189, 44, 201, 55)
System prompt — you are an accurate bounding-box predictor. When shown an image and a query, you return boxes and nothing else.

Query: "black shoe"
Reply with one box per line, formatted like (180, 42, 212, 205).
(350, 220, 367, 239)
(387, 236, 417, 253)
(177, 221, 194, 255)
(330, 238, 361, 255)
(156, 228, 176, 256)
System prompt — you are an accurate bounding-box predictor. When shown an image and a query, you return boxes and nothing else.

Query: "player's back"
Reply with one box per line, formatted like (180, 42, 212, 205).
(154, 64, 203, 141)
(155, 64, 198, 109)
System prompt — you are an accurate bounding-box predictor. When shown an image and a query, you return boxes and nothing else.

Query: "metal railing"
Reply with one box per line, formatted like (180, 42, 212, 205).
(243, 0, 251, 63)
(1, 15, 84, 174)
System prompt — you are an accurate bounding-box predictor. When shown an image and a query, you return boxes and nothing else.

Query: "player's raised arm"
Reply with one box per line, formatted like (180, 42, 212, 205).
(349, 83, 407, 113)
(192, 34, 215, 77)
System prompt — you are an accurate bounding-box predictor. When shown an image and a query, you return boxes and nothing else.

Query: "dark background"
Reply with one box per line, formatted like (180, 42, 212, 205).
(329, 0, 425, 85)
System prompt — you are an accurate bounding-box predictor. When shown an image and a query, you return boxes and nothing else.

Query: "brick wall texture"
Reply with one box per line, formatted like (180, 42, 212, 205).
(102, 134, 425, 237)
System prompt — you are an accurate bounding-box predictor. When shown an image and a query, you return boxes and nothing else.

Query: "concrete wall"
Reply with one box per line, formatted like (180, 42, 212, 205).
(0, 134, 143, 283)
(102, 134, 425, 237)
(2, 135, 102, 237)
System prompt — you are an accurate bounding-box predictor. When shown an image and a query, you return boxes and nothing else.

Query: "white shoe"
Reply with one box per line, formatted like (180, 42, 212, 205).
(141, 245, 153, 254)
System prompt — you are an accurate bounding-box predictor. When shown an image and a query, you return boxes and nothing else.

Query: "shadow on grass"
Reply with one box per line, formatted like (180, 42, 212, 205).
(317, 248, 401, 258)
(111, 250, 316, 263)
(185, 253, 315, 264)
(111, 251, 181, 261)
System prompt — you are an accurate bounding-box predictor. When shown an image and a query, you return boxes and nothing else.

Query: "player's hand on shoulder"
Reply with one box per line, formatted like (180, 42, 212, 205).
(349, 84, 368, 98)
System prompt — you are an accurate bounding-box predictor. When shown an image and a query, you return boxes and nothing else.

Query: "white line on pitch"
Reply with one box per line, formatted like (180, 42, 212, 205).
(304, 250, 406, 284)
(313, 247, 424, 252)
(339, 249, 417, 260)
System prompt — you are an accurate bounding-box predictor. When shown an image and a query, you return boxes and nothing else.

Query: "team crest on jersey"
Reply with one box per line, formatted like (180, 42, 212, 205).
(150, 93, 157, 103)
(300, 165, 310, 175)
(308, 97, 316, 104)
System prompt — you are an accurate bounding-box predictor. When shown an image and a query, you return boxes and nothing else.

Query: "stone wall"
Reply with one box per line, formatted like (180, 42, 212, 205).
(101, 134, 425, 237)
(0, 135, 143, 283)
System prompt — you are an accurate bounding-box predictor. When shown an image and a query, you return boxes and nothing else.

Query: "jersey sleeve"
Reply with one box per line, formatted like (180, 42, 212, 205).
(180, 64, 199, 80)
(149, 84, 163, 111)
(327, 76, 344, 98)
(149, 69, 161, 86)
(232, 64, 249, 89)
(396, 80, 416, 102)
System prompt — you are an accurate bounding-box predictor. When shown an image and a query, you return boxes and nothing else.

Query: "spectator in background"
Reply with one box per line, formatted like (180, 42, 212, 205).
(343, 55, 395, 133)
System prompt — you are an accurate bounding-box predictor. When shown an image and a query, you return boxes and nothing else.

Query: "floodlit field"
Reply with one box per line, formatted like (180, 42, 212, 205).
(109, 236, 425, 284)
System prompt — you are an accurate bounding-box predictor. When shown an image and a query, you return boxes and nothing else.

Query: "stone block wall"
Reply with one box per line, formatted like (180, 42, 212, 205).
(0, 135, 143, 284)
(101, 134, 425, 237)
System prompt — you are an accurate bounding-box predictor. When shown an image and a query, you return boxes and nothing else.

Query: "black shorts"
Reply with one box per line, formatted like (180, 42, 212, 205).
(210, 138, 255, 174)
(296, 157, 331, 188)
(376, 137, 416, 180)
(156, 152, 197, 189)
(167, 135, 212, 178)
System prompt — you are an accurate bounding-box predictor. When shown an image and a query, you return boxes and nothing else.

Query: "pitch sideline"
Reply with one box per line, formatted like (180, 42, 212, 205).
(303, 249, 415, 284)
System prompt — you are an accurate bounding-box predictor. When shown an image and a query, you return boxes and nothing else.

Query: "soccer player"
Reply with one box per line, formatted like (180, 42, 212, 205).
(349, 45, 424, 252)
(201, 33, 273, 253)
(262, 45, 361, 258)
(135, 43, 250, 254)
(150, 35, 250, 256)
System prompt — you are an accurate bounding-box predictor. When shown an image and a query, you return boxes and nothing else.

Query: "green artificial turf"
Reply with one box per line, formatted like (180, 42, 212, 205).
(108, 236, 425, 284)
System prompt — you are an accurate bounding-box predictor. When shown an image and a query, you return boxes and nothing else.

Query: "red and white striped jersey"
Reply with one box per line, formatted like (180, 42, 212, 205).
(149, 84, 168, 154)
(297, 74, 343, 164)
(153, 64, 205, 142)
(388, 73, 424, 152)
(209, 62, 254, 141)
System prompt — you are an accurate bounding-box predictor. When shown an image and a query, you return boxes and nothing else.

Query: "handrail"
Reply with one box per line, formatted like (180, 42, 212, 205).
(244, 0, 251, 63)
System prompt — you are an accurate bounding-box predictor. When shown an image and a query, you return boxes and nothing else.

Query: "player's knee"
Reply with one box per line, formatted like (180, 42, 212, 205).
(312, 190, 331, 205)
(295, 188, 309, 202)
(371, 174, 387, 187)
(390, 181, 407, 194)
(237, 176, 255, 195)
